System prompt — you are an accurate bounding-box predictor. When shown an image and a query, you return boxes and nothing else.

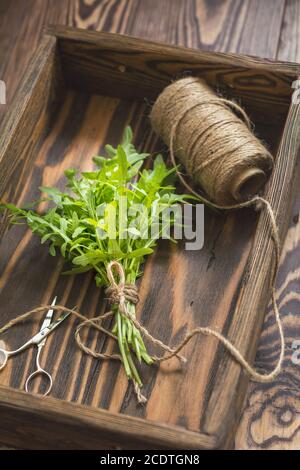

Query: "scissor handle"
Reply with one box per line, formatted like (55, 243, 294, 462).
(25, 368, 53, 396)
(0, 349, 8, 371)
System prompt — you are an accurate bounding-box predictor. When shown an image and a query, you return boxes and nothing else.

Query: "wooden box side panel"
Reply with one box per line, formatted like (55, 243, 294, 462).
(0, 386, 215, 450)
(50, 26, 300, 127)
(0, 35, 64, 239)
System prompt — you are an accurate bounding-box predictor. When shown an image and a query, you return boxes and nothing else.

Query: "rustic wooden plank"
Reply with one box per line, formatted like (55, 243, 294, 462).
(0, 35, 64, 242)
(0, 36, 63, 204)
(235, 207, 300, 449)
(68, 0, 285, 57)
(221, 0, 285, 57)
(109, 0, 285, 58)
(235, 0, 300, 450)
(277, 0, 300, 63)
(0, 386, 215, 450)
(0, 0, 70, 127)
(68, 0, 139, 34)
(48, 24, 298, 133)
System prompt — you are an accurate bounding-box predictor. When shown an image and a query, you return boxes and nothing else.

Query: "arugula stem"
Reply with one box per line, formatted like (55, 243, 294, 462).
(117, 312, 131, 378)
(126, 350, 142, 387)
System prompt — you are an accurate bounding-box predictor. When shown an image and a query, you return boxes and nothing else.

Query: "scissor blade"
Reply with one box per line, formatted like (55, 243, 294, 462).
(31, 311, 71, 345)
(40, 296, 57, 332)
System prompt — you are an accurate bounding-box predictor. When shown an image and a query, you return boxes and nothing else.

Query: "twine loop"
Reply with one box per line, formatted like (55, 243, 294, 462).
(105, 261, 139, 307)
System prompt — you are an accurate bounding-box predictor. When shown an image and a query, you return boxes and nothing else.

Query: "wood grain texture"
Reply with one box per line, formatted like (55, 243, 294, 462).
(49, 25, 297, 131)
(68, 0, 285, 57)
(0, 0, 70, 127)
(235, 0, 300, 450)
(0, 386, 216, 450)
(1, 23, 300, 449)
(1, 0, 300, 450)
(0, 33, 59, 192)
(0, 35, 63, 241)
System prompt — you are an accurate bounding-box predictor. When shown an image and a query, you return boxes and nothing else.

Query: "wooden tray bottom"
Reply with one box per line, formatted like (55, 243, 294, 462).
(0, 90, 280, 434)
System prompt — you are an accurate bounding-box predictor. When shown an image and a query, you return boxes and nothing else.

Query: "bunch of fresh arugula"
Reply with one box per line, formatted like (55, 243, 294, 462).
(1, 127, 188, 393)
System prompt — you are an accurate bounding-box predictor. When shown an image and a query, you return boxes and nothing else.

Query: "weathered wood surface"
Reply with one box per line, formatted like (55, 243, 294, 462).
(0, 386, 215, 450)
(0, 35, 63, 239)
(0, 0, 69, 127)
(48, 25, 298, 132)
(1, 0, 300, 450)
(236, 0, 300, 450)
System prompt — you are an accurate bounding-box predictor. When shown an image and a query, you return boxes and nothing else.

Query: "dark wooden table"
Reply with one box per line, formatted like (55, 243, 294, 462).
(1, 0, 300, 450)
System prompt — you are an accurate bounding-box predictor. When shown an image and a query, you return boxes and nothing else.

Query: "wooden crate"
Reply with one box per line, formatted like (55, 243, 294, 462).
(0, 26, 300, 450)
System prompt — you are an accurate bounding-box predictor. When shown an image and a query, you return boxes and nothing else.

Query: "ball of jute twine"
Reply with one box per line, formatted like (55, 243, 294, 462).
(0, 79, 285, 404)
(150, 76, 274, 205)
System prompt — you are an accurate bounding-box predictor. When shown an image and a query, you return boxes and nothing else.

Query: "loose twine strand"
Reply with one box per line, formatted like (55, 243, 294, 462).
(166, 144, 284, 383)
(0, 78, 285, 402)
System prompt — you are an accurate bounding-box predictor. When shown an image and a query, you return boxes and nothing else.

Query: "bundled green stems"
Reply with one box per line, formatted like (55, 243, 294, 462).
(110, 261, 154, 387)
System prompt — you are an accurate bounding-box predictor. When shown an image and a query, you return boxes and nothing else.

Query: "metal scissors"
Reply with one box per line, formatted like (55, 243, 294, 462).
(0, 297, 70, 396)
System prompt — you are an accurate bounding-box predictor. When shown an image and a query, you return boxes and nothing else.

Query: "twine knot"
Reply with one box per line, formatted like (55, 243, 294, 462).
(105, 261, 139, 311)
